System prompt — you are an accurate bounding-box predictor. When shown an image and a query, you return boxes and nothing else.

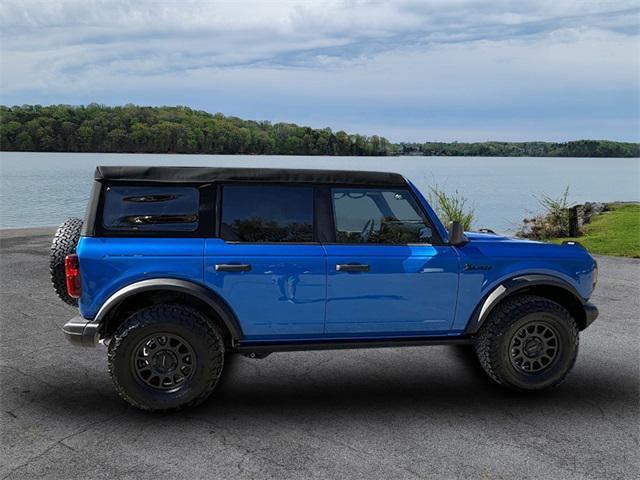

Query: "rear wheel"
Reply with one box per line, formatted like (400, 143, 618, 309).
(475, 294, 578, 390)
(108, 304, 225, 411)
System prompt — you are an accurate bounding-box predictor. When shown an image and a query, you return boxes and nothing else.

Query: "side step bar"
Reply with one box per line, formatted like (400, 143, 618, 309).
(236, 336, 474, 354)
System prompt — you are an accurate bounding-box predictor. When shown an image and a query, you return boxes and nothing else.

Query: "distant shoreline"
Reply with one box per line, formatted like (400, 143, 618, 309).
(1, 151, 639, 159)
(2, 105, 639, 158)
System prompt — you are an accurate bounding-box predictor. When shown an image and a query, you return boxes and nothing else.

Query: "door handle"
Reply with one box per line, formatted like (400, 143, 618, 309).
(215, 263, 252, 272)
(336, 263, 369, 272)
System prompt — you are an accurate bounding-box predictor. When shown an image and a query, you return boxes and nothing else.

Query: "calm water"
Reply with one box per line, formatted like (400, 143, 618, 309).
(1, 152, 638, 233)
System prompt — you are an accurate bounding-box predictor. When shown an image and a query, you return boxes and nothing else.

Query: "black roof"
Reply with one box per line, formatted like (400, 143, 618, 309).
(94, 166, 407, 187)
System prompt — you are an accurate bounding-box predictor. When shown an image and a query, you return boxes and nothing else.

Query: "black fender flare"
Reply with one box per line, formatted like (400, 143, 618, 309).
(94, 278, 243, 342)
(465, 274, 586, 334)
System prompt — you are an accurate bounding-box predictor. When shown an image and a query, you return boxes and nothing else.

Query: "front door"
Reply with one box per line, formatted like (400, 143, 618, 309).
(204, 184, 326, 340)
(324, 186, 459, 336)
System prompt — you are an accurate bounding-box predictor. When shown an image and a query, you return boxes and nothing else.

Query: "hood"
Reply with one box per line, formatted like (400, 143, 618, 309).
(464, 231, 520, 242)
(462, 231, 592, 259)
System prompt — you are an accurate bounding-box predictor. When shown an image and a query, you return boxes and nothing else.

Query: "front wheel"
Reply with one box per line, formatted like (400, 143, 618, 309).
(108, 304, 225, 411)
(475, 294, 579, 390)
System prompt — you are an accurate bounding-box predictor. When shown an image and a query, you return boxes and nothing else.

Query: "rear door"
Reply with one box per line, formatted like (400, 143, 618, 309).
(323, 186, 459, 336)
(204, 184, 326, 341)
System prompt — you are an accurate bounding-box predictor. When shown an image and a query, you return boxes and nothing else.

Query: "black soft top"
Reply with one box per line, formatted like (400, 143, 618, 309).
(94, 166, 407, 187)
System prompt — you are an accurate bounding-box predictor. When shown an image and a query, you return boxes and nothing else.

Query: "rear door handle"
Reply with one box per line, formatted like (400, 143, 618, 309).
(336, 263, 369, 272)
(215, 263, 251, 272)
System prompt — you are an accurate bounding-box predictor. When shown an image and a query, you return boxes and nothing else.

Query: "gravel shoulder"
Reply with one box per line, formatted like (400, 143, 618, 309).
(1, 228, 638, 480)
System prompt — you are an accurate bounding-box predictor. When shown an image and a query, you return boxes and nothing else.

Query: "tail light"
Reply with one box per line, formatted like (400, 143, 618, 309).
(64, 254, 81, 298)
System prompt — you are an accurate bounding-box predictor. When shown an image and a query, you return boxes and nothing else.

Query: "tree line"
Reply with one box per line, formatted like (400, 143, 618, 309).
(396, 140, 639, 158)
(0, 104, 392, 156)
(1, 104, 638, 157)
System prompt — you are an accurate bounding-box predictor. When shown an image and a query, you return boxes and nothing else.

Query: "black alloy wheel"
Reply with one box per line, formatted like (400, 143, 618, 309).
(132, 332, 197, 392)
(508, 321, 560, 373)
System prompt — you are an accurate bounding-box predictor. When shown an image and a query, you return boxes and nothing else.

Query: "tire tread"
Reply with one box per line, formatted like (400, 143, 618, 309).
(107, 304, 224, 412)
(475, 294, 579, 390)
(49, 217, 83, 306)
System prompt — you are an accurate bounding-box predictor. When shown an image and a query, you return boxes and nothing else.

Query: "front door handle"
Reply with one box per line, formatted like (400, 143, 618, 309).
(336, 263, 369, 272)
(215, 263, 252, 272)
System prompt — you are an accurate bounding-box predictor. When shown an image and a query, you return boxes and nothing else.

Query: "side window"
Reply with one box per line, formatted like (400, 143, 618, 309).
(331, 188, 434, 244)
(220, 185, 314, 242)
(102, 186, 199, 231)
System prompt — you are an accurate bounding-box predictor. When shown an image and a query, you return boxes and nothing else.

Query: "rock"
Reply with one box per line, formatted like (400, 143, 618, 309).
(517, 202, 610, 239)
(570, 203, 609, 235)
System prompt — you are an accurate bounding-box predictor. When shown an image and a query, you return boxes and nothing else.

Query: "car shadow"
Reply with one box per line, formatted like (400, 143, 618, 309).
(188, 347, 638, 420)
(7, 346, 637, 423)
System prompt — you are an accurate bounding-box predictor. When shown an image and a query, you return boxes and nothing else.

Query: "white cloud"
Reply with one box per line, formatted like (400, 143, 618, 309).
(1, 0, 638, 141)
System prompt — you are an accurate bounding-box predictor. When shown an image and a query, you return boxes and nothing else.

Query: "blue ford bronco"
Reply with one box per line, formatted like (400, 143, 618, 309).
(50, 166, 598, 411)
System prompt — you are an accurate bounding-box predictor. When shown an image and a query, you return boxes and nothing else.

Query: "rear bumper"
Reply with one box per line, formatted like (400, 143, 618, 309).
(583, 301, 599, 329)
(62, 316, 101, 347)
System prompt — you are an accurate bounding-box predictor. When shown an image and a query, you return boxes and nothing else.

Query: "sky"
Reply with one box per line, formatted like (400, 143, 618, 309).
(1, 0, 639, 142)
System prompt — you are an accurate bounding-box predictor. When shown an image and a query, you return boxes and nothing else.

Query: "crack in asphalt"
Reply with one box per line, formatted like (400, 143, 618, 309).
(1, 414, 126, 480)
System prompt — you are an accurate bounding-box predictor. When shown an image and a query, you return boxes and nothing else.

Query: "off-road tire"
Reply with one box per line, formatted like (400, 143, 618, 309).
(475, 294, 579, 390)
(108, 304, 225, 411)
(49, 217, 83, 306)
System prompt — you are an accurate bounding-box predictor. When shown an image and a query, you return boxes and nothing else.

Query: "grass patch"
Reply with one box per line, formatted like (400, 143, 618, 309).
(552, 204, 640, 258)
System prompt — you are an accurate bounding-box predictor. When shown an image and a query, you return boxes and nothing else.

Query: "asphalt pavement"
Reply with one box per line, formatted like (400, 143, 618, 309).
(1, 227, 638, 479)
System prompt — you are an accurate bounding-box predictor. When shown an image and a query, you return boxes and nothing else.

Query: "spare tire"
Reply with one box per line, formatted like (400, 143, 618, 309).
(50, 217, 83, 306)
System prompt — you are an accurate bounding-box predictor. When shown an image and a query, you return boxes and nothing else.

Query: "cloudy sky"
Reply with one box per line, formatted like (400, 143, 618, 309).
(1, 0, 638, 142)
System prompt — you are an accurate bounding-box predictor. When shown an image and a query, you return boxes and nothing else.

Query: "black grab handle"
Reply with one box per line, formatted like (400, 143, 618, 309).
(215, 264, 252, 272)
(336, 263, 370, 272)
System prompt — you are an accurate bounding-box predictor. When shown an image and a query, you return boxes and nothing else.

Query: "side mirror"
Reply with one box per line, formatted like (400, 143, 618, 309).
(448, 221, 468, 246)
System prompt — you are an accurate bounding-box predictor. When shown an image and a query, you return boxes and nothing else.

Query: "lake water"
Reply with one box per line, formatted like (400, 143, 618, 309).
(1, 152, 638, 233)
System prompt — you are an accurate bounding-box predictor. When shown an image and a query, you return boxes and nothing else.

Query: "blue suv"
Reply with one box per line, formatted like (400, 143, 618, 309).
(50, 167, 598, 411)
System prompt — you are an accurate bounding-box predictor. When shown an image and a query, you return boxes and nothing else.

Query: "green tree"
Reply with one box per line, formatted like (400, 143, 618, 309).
(1, 104, 637, 157)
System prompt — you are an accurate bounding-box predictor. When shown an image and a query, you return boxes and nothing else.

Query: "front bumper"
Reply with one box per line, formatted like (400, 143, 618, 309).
(62, 316, 101, 347)
(583, 301, 599, 329)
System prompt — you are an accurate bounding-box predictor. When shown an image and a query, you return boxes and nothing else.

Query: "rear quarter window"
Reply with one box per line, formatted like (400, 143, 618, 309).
(102, 186, 199, 232)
